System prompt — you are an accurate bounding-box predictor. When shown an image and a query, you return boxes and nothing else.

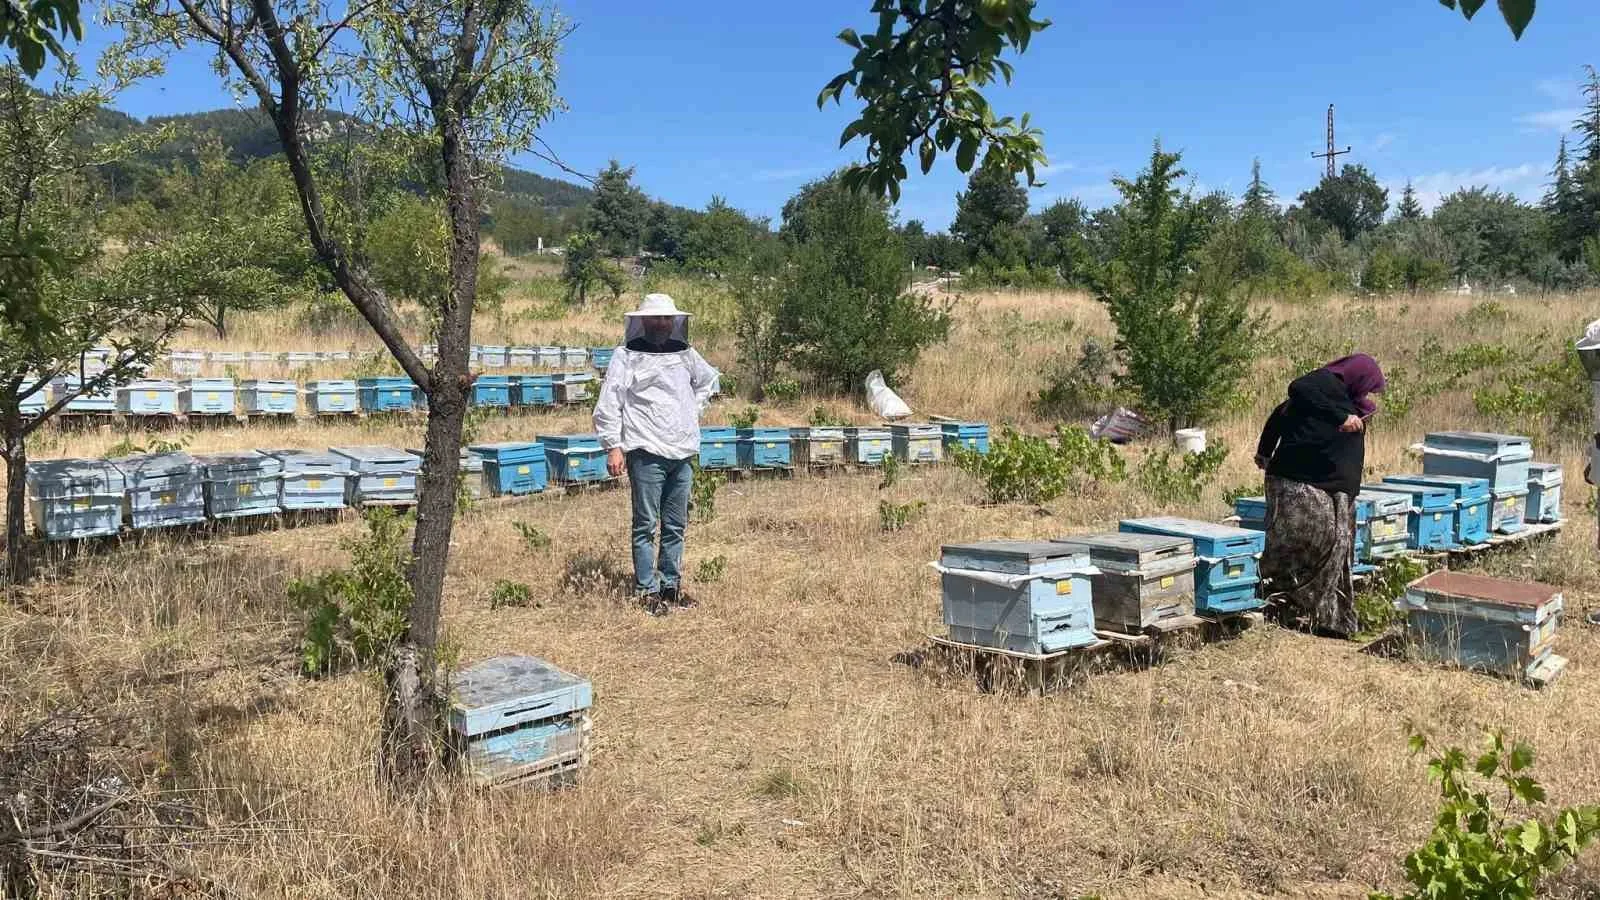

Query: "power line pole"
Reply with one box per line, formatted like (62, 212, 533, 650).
(1311, 104, 1352, 180)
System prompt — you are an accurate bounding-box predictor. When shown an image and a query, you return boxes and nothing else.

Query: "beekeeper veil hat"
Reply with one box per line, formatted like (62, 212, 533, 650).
(623, 293, 691, 346)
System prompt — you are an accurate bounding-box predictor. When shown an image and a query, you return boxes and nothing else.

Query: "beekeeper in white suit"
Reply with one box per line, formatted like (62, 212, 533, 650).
(594, 293, 720, 615)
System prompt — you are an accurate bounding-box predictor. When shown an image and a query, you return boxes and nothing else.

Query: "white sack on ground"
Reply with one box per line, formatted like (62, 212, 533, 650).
(865, 370, 911, 419)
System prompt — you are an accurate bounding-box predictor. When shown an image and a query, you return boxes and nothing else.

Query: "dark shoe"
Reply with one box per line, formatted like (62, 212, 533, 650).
(661, 587, 697, 609)
(637, 592, 669, 617)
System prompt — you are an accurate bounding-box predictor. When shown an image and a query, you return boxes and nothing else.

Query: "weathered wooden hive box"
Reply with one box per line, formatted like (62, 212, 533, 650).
(329, 446, 421, 505)
(357, 376, 418, 413)
(408, 447, 487, 501)
(117, 379, 180, 416)
(791, 426, 845, 466)
(1361, 489, 1413, 560)
(246, 351, 277, 371)
(936, 540, 1098, 654)
(449, 655, 593, 789)
(539, 433, 608, 484)
(479, 345, 508, 368)
(941, 421, 990, 455)
(1384, 474, 1491, 545)
(508, 347, 537, 369)
(1399, 571, 1562, 681)
(1118, 517, 1264, 614)
(537, 346, 562, 368)
(27, 458, 126, 540)
(51, 376, 115, 414)
(562, 348, 588, 368)
(555, 372, 593, 405)
(196, 450, 282, 519)
(240, 379, 298, 415)
(111, 451, 207, 530)
(698, 426, 738, 470)
(1491, 487, 1530, 534)
(469, 441, 548, 496)
(1525, 463, 1562, 523)
(209, 350, 244, 366)
(1364, 481, 1456, 551)
(305, 379, 358, 415)
(181, 377, 235, 416)
(1054, 532, 1196, 633)
(589, 347, 614, 372)
(285, 350, 317, 367)
(890, 423, 944, 464)
(845, 426, 892, 466)
(1422, 431, 1533, 493)
(737, 427, 792, 468)
(267, 449, 351, 510)
(168, 350, 205, 376)
(470, 375, 512, 409)
(512, 374, 555, 407)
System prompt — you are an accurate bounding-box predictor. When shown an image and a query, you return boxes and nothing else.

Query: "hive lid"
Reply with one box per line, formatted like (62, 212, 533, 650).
(1056, 532, 1193, 554)
(1425, 430, 1532, 444)
(195, 450, 281, 477)
(940, 540, 1083, 562)
(1120, 516, 1257, 539)
(110, 451, 200, 481)
(449, 654, 592, 736)
(1407, 571, 1559, 609)
(329, 445, 419, 464)
(26, 458, 125, 494)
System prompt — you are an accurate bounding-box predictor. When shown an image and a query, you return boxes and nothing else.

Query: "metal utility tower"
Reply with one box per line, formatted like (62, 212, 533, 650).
(1311, 104, 1352, 179)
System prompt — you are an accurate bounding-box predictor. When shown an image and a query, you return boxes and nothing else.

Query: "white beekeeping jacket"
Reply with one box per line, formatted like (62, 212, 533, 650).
(593, 341, 719, 460)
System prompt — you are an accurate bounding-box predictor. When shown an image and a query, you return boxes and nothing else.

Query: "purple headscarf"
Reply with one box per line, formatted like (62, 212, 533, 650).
(1322, 354, 1385, 417)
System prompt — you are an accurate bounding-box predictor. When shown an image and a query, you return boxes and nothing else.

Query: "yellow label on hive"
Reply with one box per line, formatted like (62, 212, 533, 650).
(239, 483, 253, 495)
(517, 466, 529, 475)
(307, 479, 322, 489)
(1055, 580, 1073, 595)
(1160, 576, 1175, 589)
(1504, 497, 1516, 508)
(570, 458, 579, 467)
(1433, 513, 1442, 521)
(383, 478, 397, 488)
(1227, 565, 1244, 578)
(73, 498, 90, 511)
(158, 492, 173, 506)
(145, 391, 157, 400)
(713, 443, 723, 448)
(765, 443, 775, 448)
(206, 392, 218, 401)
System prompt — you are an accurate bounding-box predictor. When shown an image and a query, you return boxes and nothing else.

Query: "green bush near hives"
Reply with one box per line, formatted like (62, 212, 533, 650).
(952, 425, 1124, 506)
(288, 509, 413, 676)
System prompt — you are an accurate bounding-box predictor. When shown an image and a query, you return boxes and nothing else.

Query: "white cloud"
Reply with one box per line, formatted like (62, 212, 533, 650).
(1387, 163, 1545, 212)
(1035, 161, 1077, 176)
(1537, 77, 1575, 101)
(1372, 133, 1397, 151)
(1517, 108, 1581, 132)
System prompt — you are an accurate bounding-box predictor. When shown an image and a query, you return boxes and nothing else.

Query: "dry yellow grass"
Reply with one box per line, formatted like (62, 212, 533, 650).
(5, 279, 1600, 898)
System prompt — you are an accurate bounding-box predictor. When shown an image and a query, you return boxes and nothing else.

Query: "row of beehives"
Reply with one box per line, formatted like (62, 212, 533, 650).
(22, 373, 596, 419)
(63, 344, 616, 377)
(23, 422, 993, 541)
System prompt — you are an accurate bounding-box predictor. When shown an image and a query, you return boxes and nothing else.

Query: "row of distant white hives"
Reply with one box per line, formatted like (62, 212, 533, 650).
(59, 344, 614, 376)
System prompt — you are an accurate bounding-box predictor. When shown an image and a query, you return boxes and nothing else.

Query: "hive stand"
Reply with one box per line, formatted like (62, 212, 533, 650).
(925, 633, 1114, 695)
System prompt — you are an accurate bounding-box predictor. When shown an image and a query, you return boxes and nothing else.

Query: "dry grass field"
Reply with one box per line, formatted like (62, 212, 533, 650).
(4, 269, 1600, 898)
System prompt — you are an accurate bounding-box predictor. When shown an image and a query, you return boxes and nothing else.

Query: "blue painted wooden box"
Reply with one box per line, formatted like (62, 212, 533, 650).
(240, 379, 298, 415)
(1361, 490, 1413, 560)
(698, 427, 738, 470)
(1119, 518, 1263, 614)
(891, 423, 944, 464)
(941, 422, 990, 455)
(1364, 482, 1456, 551)
(26, 458, 126, 540)
(1384, 474, 1491, 546)
(512, 374, 555, 407)
(539, 433, 609, 484)
(469, 441, 548, 496)
(554, 372, 592, 405)
(589, 347, 614, 371)
(479, 345, 508, 368)
(181, 378, 235, 415)
(1053, 532, 1196, 632)
(112, 451, 207, 530)
(117, 379, 180, 415)
(562, 348, 588, 368)
(306, 379, 358, 415)
(18, 379, 44, 416)
(537, 346, 562, 368)
(1491, 488, 1529, 534)
(471, 375, 512, 408)
(357, 377, 418, 413)
(1422, 431, 1533, 493)
(448, 655, 592, 788)
(51, 376, 115, 413)
(1118, 517, 1265, 559)
(937, 541, 1099, 654)
(1399, 571, 1561, 680)
(845, 427, 892, 466)
(508, 347, 537, 369)
(1233, 496, 1266, 532)
(791, 426, 846, 466)
(197, 450, 282, 519)
(267, 449, 351, 510)
(1526, 463, 1562, 523)
(737, 428, 792, 468)
(329, 446, 421, 505)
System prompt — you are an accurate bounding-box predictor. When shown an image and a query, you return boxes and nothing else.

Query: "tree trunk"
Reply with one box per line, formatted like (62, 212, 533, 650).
(379, 117, 480, 785)
(214, 304, 228, 340)
(4, 421, 27, 587)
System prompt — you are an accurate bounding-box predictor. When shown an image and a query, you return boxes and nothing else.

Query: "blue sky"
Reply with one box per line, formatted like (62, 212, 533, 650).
(74, 0, 1599, 229)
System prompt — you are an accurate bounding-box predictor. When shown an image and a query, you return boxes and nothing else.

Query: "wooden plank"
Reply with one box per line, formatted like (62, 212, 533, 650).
(927, 633, 1113, 695)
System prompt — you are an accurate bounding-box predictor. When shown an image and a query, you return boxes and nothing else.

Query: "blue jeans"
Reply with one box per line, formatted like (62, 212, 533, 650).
(627, 450, 692, 595)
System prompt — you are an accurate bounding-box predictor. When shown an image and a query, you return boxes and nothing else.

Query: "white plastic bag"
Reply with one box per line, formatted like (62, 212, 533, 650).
(864, 370, 911, 419)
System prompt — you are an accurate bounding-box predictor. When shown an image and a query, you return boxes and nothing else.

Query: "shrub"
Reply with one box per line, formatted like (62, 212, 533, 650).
(952, 425, 1125, 505)
(1373, 729, 1600, 900)
(690, 463, 724, 523)
(1221, 481, 1263, 508)
(1354, 556, 1425, 635)
(877, 451, 900, 490)
(695, 555, 727, 583)
(1033, 338, 1118, 420)
(809, 406, 846, 427)
(287, 509, 413, 676)
(763, 378, 802, 405)
(1135, 442, 1229, 505)
(878, 499, 925, 532)
(513, 521, 551, 551)
(489, 580, 534, 609)
(1473, 345, 1588, 445)
(729, 405, 760, 429)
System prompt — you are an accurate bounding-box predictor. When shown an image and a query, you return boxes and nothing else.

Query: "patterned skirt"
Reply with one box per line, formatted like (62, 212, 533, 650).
(1261, 475, 1358, 637)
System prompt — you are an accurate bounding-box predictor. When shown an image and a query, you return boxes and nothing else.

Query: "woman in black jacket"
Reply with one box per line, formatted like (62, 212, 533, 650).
(1255, 354, 1385, 637)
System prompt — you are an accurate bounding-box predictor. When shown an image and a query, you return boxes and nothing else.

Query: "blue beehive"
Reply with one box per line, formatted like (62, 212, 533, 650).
(1526, 463, 1562, 523)
(358, 376, 418, 413)
(1422, 431, 1533, 493)
(792, 426, 846, 467)
(589, 347, 615, 372)
(1119, 516, 1265, 558)
(329, 446, 421, 505)
(197, 450, 282, 519)
(240, 379, 298, 416)
(409, 447, 487, 501)
(18, 379, 45, 417)
(537, 346, 562, 368)
(941, 421, 990, 455)
(1118, 517, 1264, 615)
(51, 376, 115, 413)
(512, 374, 555, 407)
(891, 423, 944, 464)
(1365, 482, 1456, 551)
(1384, 474, 1491, 546)
(1399, 571, 1562, 681)
(1234, 496, 1267, 532)
(737, 428, 792, 469)
(306, 379, 358, 415)
(845, 426, 892, 466)
(469, 441, 548, 496)
(26, 458, 126, 540)
(539, 433, 609, 484)
(448, 655, 593, 788)
(112, 451, 207, 530)
(698, 427, 738, 470)
(508, 347, 537, 369)
(480, 345, 508, 368)
(938, 540, 1099, 654)
(555, 372, 593, 405)
(1491, 488, 1529, 534)
(268, 449, 351, 510)
(181, 378, 235, 416)
(471, 375, 512, 409)
(117, 379, 180, 416)
(1361, 490, 1413, 560)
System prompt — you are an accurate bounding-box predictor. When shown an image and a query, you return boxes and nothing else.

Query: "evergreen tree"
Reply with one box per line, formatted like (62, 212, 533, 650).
(1542, 136, 1585, 262)
(950, 161, 1030, 269)
(1241, 158, 1278, 222)
(588, 160, 648, 258)
(1397, 181, 1425, 222)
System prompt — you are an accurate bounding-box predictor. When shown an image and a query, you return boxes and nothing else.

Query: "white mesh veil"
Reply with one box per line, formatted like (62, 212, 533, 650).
(624, 314, 690, 346)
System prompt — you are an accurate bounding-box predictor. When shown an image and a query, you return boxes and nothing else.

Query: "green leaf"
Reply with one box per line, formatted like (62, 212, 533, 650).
(918, 138, 935, 174)
(1510, 776, 1546, 804)
(1474, 751, 1500, 779)
(839, 119, 866, 149)
(955, 133, 978, 172)
(838, 27, 863, 48)
(1507, 741, 1534, 773)
(1408, 732, 1428, 755)
(1497, 0, 1534, 38)
(1457, 0, 1487, 18)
